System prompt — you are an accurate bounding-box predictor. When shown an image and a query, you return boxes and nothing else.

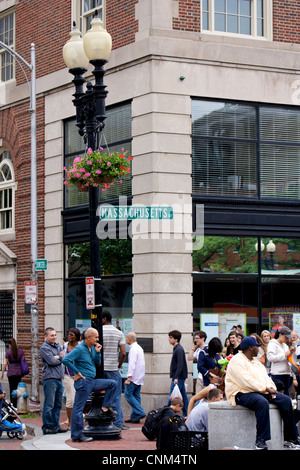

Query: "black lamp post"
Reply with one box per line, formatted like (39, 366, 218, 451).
(63, 12, 121, 439)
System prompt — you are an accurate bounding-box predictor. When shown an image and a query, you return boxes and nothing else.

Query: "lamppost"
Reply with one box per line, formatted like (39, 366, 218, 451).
(63, 12, 120, 439)
(0, 41, 39, 407)
(255, 239, 276, 270)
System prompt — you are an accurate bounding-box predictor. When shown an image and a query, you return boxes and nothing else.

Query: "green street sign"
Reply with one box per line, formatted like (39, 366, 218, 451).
(36, 259, 47, 271)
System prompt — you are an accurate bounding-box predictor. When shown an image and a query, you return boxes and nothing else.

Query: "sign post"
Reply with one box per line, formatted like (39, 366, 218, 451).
(85, 277, 95, 310)
(24, 281, 38, 304)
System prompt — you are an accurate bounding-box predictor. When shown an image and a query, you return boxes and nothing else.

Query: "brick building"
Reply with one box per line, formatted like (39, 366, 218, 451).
(1, 0, 300, 408)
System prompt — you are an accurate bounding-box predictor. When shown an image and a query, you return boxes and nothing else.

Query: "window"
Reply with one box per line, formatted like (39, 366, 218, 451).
(0, 151, 15, 232)
(202, 0, 272, 40)
(64, 101, 132, 208)
(72, 0, 104, 34)
(192, 236, 300, 341)
(0, 11, 15, 82)
(192, 99, 300, 201)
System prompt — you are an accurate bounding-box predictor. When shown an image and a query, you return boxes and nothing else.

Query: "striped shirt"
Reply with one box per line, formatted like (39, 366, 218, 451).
(103, 324, 125, 371)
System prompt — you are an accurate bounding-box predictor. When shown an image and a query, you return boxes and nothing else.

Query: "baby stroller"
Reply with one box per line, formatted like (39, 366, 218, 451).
(0, 395, 27, 440)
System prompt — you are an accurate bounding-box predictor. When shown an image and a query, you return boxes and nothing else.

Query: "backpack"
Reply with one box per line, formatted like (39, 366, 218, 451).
(142, 406, 173, 440)
(156, 414, 188, 451)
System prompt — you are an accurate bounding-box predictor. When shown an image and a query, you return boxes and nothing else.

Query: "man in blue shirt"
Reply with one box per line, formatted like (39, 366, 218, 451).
(62, 327, 117, 442)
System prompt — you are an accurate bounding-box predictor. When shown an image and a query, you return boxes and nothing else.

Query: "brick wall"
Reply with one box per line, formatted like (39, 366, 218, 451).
(173, 0, 201, 32)
(0, 97, 45, 373)
(15, 0, 71, 84)
(273, 0, 300, 43)
(106, 0, 138, 49)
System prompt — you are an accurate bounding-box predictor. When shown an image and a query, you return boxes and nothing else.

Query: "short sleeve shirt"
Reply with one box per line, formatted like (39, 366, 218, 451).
(102, 324, 125, 371)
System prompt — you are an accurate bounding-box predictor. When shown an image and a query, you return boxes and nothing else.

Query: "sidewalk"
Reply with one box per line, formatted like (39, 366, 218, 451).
(0, 411, 157, 451)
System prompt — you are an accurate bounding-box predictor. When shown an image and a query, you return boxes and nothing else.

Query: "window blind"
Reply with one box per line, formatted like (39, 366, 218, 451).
(260, 107, 300, 199)
(192, 100, 257, 197)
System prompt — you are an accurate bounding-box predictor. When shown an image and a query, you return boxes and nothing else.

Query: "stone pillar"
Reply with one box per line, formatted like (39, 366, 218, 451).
(131, 91, 193, 410)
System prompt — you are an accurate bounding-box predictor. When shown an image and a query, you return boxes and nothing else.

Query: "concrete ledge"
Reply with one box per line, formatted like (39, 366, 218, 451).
(208, 400, 283, 450)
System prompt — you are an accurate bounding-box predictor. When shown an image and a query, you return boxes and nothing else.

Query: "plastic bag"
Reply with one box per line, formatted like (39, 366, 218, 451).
(170, 384, 183, 401)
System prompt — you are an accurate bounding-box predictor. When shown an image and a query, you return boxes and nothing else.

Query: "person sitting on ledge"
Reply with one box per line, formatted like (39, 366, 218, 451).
(225, 335, 300, 450)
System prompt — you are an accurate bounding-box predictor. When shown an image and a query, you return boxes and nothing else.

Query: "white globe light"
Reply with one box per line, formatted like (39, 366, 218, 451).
(63, 24, 89, 69)
(83, 16, 112, 61)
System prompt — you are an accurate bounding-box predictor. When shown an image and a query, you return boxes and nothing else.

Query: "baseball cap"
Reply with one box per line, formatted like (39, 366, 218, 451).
(239, 336, 263, 350)
(278, 326, 292, 338)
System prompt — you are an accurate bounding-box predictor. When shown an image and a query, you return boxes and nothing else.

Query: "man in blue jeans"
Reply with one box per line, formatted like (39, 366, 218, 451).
(167, 330, 189, 417)
(62, 327, 118, 442)
(226, 336, 300, 450)
(124, 332, 146, 423)
(102, 311, 127, 429)
(40, 327, 68, 435)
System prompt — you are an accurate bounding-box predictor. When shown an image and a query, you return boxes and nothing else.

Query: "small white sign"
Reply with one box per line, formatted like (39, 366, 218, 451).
(25, 281, 37, 304)
(85, 277, 95, 310)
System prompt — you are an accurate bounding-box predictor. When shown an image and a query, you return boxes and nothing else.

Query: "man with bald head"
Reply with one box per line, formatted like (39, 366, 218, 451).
(62, 327, 118, 442)
(124, 332, 146, 423)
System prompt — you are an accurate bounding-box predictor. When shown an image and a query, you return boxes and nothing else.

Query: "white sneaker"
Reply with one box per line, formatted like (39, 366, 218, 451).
(284, 441, 300, 449)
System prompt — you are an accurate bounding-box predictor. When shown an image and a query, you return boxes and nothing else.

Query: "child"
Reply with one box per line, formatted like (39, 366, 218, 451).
(0, 382, 26, 437)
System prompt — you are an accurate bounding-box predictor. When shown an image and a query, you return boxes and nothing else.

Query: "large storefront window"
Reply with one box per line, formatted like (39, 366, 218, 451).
(193, 236, 300, 344)
(192, 99, 300, 200)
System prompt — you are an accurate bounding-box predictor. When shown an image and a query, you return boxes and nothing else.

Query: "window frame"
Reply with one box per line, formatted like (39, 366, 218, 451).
(71, 0, 106, 35)
(0, 9, 15, 83)
(0, 153, 15, 236)
(63, 100, 132, 210)
(192, 97, 300, 203)
(201, 0, 273, 41)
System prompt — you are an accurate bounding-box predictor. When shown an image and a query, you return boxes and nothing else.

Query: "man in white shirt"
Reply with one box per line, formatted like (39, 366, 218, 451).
(124, 332, 146, 423)
(102, 311, 126, 429)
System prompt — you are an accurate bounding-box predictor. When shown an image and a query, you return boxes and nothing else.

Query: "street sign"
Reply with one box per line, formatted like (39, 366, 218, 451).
(85, 277, 95, 310)
(25, 281, 37, 304)
(36, 259, 47, 271)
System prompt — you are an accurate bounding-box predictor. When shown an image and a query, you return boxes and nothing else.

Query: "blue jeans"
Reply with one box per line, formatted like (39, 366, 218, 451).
(124, 381, 146, 421)
(236, 391, 298, 442)
(104, 370, 123, 428)
(71, 377, 117, 440)
(168, 378, 189, 417)
(42, 378, 63, 432)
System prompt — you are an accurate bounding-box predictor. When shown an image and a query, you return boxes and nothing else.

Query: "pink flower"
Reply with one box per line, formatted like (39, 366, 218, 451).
(79, 168, 85, 172)
(87, 160, 92, 165)
(85, 173, 91, 177)
(87, 148, 93, 154)
(95, 170, 102, 174)
(119, 180, 123, 184)
(107, 162, 111, 166)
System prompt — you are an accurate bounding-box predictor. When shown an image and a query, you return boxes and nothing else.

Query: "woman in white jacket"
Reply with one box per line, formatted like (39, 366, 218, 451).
(267, 326, 293, 396)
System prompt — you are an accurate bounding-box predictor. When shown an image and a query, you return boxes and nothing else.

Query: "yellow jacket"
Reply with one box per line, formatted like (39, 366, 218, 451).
(225, 351, 276, 406)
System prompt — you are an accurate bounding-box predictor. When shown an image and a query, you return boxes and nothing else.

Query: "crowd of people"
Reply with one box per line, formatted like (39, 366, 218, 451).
(1, 319, 300, 450)
(182, 324, 300, 450)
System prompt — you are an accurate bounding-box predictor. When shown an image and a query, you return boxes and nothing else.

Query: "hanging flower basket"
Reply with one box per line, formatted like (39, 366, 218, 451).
(63, 147, 132, 192)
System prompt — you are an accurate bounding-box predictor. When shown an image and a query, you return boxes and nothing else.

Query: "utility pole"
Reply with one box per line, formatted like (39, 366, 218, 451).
(0, 41, 39, 403)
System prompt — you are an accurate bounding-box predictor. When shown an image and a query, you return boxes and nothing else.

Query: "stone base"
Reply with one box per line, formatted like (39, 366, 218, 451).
(208, 400, 283, 450)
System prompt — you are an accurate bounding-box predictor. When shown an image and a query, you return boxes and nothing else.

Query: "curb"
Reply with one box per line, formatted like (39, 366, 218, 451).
(21, 423, 75, 451)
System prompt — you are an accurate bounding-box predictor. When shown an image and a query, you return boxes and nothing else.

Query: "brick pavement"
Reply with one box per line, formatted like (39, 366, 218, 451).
(0, 411, 157, 451)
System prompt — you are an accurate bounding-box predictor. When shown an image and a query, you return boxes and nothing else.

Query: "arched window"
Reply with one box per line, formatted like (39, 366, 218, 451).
(0, 150, 15, 233)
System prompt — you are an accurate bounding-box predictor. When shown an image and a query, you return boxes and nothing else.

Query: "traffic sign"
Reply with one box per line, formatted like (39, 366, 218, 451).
(25, 281, 37, 304)
(36, 259, 47, 271)
(85, 277, 95, 309)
